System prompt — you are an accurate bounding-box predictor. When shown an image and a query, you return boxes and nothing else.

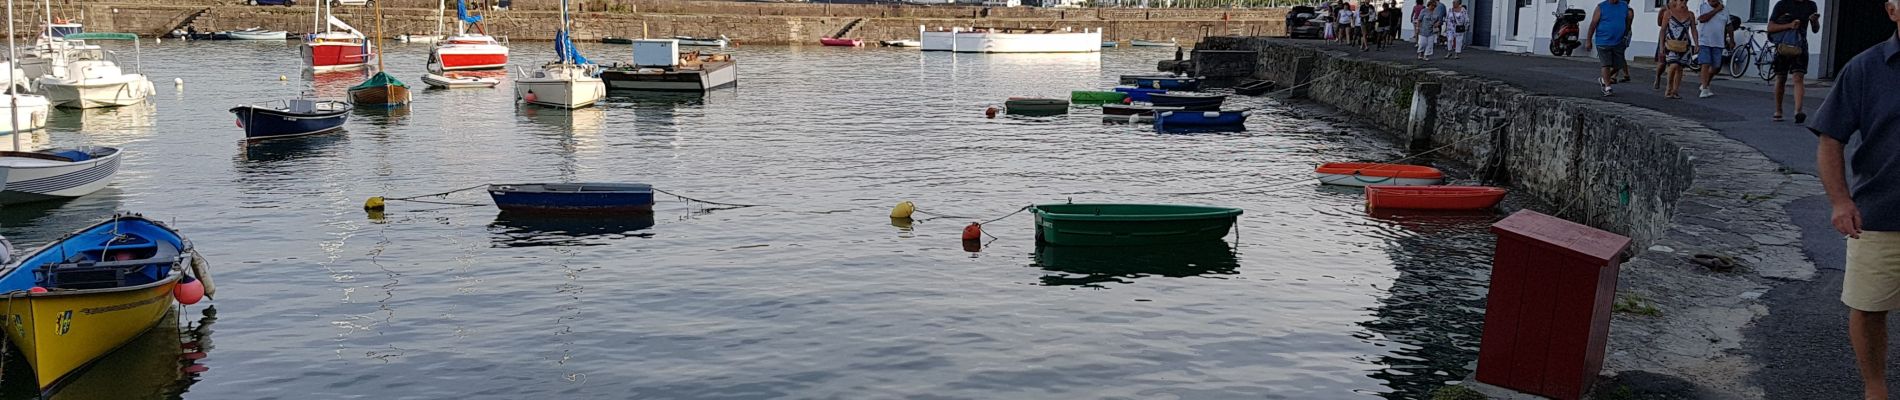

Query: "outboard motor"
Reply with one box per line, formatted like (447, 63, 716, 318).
(0, 235, 13, 266)
(1550, 8, 1588, 56)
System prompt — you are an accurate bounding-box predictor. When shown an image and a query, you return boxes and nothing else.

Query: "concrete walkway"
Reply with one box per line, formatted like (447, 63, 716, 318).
(1292, 40, 1868, 398)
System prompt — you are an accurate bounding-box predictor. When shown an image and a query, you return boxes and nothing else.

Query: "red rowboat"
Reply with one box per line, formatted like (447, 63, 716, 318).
(819, 37, 863, 47)
(1314, 162, 1445, 187)
(1365, 185, 1508, 211)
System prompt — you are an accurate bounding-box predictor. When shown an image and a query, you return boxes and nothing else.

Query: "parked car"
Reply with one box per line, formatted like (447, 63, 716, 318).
(1287, 5, 1322, 39)
(252, 0, 295, 5)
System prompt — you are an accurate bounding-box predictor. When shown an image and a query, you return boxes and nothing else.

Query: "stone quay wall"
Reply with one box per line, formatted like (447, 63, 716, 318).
(35, 1, 1287, 44)
(1196, 36, 1692, 247)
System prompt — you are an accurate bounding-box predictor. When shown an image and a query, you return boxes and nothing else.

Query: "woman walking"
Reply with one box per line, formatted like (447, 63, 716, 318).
(1414, 0, 1447, 60)
(1660, 0, 1699, 98)
(1445, 0, 1471, 58)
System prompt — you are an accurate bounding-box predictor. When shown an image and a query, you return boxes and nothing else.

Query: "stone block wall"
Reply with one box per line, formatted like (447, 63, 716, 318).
(1198, 36, 1693, 246)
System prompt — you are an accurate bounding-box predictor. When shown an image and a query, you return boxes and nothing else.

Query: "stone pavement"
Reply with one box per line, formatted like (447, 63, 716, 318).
(1287, 40, 1867, 398)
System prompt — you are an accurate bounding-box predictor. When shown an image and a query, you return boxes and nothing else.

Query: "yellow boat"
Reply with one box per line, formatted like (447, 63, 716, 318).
(0, 214, 209, 395)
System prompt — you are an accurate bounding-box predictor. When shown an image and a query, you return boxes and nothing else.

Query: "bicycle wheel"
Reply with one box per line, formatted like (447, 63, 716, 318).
(1728, 46, 1749, 78)
(1758, 48, 1775, 81)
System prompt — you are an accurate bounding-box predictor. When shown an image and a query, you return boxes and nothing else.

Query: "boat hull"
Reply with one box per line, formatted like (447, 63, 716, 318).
(0, 94, 49, 134)
(434, 48, 509, 71)
(230, 103, 351, 140)
(1365, 185, 1508, 210)
(0, 276, 178, 393)
(1004, 98, 1068, 115)
(1069, 90, 1127, 104)
(1101, 104, 1180, 116)
(819, 38, 863, 47)
(1032, 203, 1242, 246)
(0, 147, 121, 204)
(421, 73, 499, 88)
(600, 62, 737, 92)
(515, 78, 606, 109)
(38, 77, 155, 109)
(302, 41, 372, 72)
(1146, 94, 1225, 111)
(488, 183, 656, 214)
(921, 30, 1103, 53)
(1134, 77, 1200, 91)
(348, 85, 411, 106)
(227, 31, 287, 40)
(1113, 87, 1166, 102)
(1154, 110, 1251, 130)
(1314, 163, 1446, 187)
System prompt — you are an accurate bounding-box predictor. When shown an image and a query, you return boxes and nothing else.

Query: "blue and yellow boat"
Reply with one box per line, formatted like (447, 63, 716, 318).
(0, 213, 209, 395)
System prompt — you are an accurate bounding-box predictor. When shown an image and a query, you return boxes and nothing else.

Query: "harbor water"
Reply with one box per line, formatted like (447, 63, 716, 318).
(0, 41, 1500, 399)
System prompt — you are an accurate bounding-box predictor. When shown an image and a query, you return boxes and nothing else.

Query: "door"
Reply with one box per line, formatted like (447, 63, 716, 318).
(1475, 0, 1495, 46)
(1827, 0, 1896, 77)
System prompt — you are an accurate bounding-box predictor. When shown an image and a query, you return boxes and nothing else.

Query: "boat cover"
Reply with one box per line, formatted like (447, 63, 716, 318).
(351, 72, 409, 91)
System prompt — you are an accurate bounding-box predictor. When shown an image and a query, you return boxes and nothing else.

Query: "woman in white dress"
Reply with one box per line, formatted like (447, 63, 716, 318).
(1445, 0, 1472, 58)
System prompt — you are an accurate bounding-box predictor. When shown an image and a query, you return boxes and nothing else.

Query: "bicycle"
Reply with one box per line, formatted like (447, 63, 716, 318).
(1726, 26, 1777, 81)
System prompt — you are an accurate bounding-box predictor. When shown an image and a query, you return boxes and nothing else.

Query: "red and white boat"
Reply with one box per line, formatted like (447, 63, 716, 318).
(427, 0, 508, 71)
(431, 34, 508, 71)
(302, 11, 372, 72)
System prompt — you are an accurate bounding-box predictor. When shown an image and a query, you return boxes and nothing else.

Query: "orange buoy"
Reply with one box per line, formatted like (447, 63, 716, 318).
(962, 239, 982, 253)
(985, 106, 999, 119)
(175, 278, 205, 305)
(961, 223, 982, 240)
(28, 287, 46, 293)
(523, 91, 538, 103)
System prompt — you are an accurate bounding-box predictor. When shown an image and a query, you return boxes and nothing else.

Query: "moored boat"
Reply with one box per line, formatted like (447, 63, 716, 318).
(1069, 90, 1126, 104)
(488, 182, 656, 213)
(229, 97, 352, 140)
(514, 1, 603, 109)
(421, 71, 498, 88)
(1004, 97, 1068, 116)
(1102, 104, 1180, 116)
(1365, 185, 1508, 210)
(600, 36, 634, 44)
(600, 39, 737, 92)
(0, 93, 48, 134)
(1130, 38, 1178, 47)
(1032, 203, 1242, 246)
(1134, 76, 1200, 91)
(226, 27, 287, 40)
(1118, 74, 1178, 84)
(1113, 86, 1166, 102)
(428, 0, 509, 71)
(0, 146, 121, 204)
(1146, 93, 1225, 110)
(348, 72, 410, 106)
(920, 26, 1102, 53)
(675, 35, 729, 47)
(819, 37, 863, 47)
(880, 39, 921, 47)
(1234, 79, 1276, 96)
(34, 33, 155, 109)
(1154, 109, 1251, 131)
(0, 213, 210, 395)
(302, 5, 373, 72)
(1101, 40, 1119, 47)
(1314, 162, 1445, 187)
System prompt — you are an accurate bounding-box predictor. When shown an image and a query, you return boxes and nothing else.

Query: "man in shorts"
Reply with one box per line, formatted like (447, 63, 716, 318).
(1815, 1, 1900, 398)
(1695, 0, 1729, 97)
(1768, 0, 1820, 122)
(1583, 0, 1633, 96)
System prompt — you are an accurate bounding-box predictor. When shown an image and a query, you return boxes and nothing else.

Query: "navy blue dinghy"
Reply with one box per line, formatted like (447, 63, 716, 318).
(1146, 93, 1226, 111)
(487, 183, 656, 214)
(230, 98, 352, 140)
(1133, 77, 1201, 91)
(1155, 109, 1252, 131)
(1113, 87, 1167, 102)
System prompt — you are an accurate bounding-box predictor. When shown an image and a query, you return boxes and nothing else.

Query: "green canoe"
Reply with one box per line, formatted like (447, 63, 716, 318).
(1070, 90, 1128, 104)
(1032, 203, 1242, 246)
(1004, 97, 1069, 116)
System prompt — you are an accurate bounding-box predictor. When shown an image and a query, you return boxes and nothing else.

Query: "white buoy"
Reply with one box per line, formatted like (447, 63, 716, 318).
(173, 78, 183, 86)
(155, 37, 161, 44)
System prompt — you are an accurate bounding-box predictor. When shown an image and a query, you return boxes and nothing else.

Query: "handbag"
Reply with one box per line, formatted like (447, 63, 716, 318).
(1771, 29, 1805, 56)
(1664, 39, 1690, 53)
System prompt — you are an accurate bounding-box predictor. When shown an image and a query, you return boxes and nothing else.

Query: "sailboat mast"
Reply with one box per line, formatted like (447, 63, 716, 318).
(559, 0, 569, 64)
(9, 0, 19, 149)
(311, 0, 319, 38)
(374, 0, 384, 73)
(435, 0, 445, 38)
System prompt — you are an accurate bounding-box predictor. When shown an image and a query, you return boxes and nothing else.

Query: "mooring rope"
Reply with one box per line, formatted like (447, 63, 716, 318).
(652, 188, 765, 208)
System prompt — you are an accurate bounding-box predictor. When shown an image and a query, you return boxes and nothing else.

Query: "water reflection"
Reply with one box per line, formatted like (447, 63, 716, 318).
(353, 103, 412, 126)
(0, 131, 51, 152)
(1032, 240, 1240, 288)
(236, 132, 350, 164)
(518, 105, 606, 135)
(1357, 212, 1498, 398)
(45, 103, 157, 133)
(0, 307, 218, 400)
(488, 212, 656, 247)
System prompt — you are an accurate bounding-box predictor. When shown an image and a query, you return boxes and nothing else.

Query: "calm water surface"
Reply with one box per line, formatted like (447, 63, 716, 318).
(0, 41, 1500, 399)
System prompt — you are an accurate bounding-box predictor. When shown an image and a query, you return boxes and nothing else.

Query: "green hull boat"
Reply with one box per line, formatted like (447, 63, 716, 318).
(1070, 90, 1128, 104)
(1032, 203, 1242, 246)
(1004, 97, 1069, 116)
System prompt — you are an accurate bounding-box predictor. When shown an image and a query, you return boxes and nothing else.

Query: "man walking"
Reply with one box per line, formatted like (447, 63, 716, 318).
(1768, 0, 1820, 122)
(1814, 1, 1900, 399)
(1695, 0, 1728, 97)
(1582, 0, 1633, 96)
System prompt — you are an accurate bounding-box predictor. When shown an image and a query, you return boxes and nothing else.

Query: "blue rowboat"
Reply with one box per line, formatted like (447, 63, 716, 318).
(487, 183, 656, 213)
(1155, 109, 1252, 131)
(1134, 77, 1200, 91)
(1113, 87, 1166, 102)
(1146, 93, 1226, 111)
(229, 98, 351, 140)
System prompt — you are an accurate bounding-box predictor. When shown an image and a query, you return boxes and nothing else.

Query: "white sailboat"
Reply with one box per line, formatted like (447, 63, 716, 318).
(34, 32, 155, 109)
(0, 0, 116, 204)
(1, 0, 46, 134)
(513, 0, 602, 109)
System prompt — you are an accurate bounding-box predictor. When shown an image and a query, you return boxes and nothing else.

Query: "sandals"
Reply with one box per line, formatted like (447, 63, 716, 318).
(1795, 112, 1807, 124)
(1772, 114, 1785, 122)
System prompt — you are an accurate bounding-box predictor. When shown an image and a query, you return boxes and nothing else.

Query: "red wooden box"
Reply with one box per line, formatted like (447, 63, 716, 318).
(1475, 210, 1631, 400)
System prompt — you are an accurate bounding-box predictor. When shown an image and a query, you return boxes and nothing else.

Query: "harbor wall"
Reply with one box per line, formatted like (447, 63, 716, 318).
(1195, 36, 1692, 247)
(25, 1, 1287, 44)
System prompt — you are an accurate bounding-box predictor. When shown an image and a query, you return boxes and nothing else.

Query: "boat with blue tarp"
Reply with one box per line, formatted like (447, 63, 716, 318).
(1133, 76, 1199, 91)
(1155, 109, 1251, 131)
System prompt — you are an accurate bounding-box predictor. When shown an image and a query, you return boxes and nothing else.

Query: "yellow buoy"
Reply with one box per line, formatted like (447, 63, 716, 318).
(890, 201, 915, 219)
(364, 196, 386, 211)
(279, 75, 288, 81)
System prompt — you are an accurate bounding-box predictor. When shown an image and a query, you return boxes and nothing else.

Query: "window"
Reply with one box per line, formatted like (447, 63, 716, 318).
(1750, 0, 1768, 21)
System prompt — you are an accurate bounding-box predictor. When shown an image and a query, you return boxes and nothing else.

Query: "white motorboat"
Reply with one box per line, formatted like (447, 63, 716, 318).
(34, 32, 155, 109)
(1130, 38, 1178, 47)
(0, 146, 120, 204)
(427, 0, 508, 71)
(227, 27, 287, 40)
(599, 39, 736, 92)
(920, 26, 1103, 53)
(0, 61, 28, 92)
(880, 39, 921, 47)
(674, 35, 729, 47)
(421, 71, 498, 88)
(514, 0, 602, 109)
(0, 93, 48, 134)
(397, 34, 442, 43)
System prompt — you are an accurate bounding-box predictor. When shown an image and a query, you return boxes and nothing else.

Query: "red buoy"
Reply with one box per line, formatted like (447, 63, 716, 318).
(28, 287, 46, 293)
(961, 223, 982, 240)
(175, 278, 205, 305)
(985, 106, 999, 119)
(1122, 97, 1133, 104)
(523, 91, 539, 103)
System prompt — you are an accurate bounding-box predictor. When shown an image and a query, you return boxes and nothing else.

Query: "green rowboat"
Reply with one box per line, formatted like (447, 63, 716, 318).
(1004, 97, 1069, 116)
(1070, 90, 1128, 104)
(1032, 203, 1242, 246)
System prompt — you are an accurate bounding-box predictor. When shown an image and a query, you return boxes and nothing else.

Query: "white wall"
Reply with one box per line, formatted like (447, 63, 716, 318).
(1456, 0, 1828, 70)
